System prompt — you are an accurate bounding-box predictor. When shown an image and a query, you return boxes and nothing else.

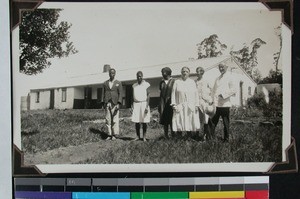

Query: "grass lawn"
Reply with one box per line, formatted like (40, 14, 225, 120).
(21, 108, 282, 164)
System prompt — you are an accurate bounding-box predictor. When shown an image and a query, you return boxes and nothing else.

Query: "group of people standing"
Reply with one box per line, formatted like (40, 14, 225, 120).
(102, 63, 236, 142)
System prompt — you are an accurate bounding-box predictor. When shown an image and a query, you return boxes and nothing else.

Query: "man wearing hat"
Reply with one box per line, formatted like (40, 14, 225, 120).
(210, 63, 236, 142)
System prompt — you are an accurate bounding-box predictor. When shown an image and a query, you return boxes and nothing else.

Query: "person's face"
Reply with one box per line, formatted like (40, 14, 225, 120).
(196, 68, 205, 78)
(109, 70, 116, 80)
(219, 64, 227, 75)
(162, 70, 170, 80)
(137, 72, 143, 84)
(181, 67, 190, 80)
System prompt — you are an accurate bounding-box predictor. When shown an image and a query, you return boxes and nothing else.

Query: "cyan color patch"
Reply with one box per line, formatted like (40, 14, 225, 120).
(72, 192, 130, 199)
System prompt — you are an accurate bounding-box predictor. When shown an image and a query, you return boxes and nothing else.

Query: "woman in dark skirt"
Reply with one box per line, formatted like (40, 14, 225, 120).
(159, 67, 176, 138)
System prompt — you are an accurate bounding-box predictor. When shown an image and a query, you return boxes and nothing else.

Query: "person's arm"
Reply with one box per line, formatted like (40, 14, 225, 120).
(202, 81, 213, 104)
(102, 82, 107, 108)
(220, 76, 236, 99)
(158, 81, 162, 114)
(117, 81, 123, 108)
(194, 82, 200, 109)
(211, 79, 218, 104)
(130, 84, 134, 113)
(170, 80, 177, 107)
(145, 83, 150, 114)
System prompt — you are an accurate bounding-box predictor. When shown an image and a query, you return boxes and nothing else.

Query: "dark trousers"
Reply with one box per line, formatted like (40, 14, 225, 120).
(209, 107, 230, 141)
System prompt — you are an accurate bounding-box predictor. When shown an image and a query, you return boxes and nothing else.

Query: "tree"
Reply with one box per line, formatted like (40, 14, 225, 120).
(249, 38, 266, 71)
(20, 9, 78, 75)
(273, 25, 282, 76)
(197, 34, 227, 59)
(230, 44, 251, 74)
(252, 68, 262, 83)
(230, 38, 266, 82)
(260, 69, 282, 84)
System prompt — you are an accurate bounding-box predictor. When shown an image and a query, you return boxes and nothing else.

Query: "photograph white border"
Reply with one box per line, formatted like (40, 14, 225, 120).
(0, 0, 12, 198)
(11, 2, 291, 174)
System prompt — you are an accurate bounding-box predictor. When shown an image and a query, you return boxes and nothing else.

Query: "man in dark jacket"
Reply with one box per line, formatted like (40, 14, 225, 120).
(103, 68, 123, 140)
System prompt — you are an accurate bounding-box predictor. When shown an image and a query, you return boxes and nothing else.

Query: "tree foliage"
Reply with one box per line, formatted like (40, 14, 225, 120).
(252, 68, 262, 83)
(20, 9, 78, 75)
(273, 25, 282, 73)
(197, 34, 227, 59)
(230, 38, 266, 82)
(260, 69, 282, 84)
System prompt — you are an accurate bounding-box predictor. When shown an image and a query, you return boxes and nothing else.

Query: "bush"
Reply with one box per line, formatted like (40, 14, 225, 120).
(247, 93, 268, 108)
(231, 106, 263, 120)
(246, 91, 282, 118)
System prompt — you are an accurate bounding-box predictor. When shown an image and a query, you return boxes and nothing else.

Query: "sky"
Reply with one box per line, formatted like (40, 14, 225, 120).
(14, 2, 284, 96)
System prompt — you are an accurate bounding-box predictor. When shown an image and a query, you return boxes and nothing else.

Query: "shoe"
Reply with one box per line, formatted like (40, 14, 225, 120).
(105, 136, 111, 140)
(133, 137, 140, 141)
(143, 138, 147, 142)
(111, 136, 116, 140)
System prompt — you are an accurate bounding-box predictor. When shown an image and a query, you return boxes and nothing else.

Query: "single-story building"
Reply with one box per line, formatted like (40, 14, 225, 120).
(255, 83, 282, 104)
(28, 56, 257, 110)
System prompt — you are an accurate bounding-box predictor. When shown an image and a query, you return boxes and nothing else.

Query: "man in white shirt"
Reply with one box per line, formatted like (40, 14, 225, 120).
(103, 68, 123, 140)
(210, 63, 236, 142)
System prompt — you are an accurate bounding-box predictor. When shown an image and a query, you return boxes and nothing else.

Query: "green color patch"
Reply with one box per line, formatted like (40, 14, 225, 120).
(131, 192, 189, 199)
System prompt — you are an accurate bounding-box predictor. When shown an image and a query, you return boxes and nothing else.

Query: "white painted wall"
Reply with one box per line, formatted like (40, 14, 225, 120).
(91, 86, 97, 99)
(54, 88, 74, 109)
(74, 87, 85, 99)
(257, 83, 282, 93)
(30, 90, 50, 110)
(147, 79, 160, 98)
(28, 61, 256, 110)
(144, 65, 257, 107)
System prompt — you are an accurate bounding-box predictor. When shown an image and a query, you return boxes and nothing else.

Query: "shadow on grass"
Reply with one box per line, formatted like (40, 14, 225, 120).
(89, 127, 109, 140)
(118, 136, 136, 141)
(89, 128, 136, 141)
(21, 129, 40, 136)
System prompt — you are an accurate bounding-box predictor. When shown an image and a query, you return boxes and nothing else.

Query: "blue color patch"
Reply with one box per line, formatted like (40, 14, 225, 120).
(72, 192, 130, 199)
(15, 191, 72, 199)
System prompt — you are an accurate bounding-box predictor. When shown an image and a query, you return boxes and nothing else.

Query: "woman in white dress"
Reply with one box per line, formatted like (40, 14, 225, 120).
(171, 67, 200, 136)
(195, 67, 215, 140)
(131, 71, 151, 142)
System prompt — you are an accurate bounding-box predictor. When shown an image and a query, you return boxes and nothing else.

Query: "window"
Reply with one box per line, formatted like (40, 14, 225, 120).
(62, 88, 67, 102)
(97, 88, 103, 101)
(36, 92, 40, 103)
(248, 86, 251, 95)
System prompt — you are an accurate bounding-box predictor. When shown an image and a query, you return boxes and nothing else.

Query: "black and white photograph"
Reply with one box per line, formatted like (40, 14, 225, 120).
(12, 2, 291, 173)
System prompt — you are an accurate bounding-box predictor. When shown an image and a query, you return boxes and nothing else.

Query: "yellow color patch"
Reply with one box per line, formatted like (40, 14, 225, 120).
(189, 191, 245, 198)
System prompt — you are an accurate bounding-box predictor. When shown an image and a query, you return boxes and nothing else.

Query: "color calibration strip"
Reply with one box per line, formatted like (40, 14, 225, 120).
(14, 176, 269, 199)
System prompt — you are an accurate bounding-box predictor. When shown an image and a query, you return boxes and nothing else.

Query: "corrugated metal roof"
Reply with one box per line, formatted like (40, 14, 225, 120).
(31, 56, 252, 91)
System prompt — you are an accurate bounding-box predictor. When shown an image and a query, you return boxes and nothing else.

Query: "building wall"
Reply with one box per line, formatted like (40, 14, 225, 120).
(74, 87, 85, 99)
(54, 87, 74, 109)
(241, 74, 257, 106)
(21, 95, 30, 111)
(256, 83, 282, 104)
(30, 90, 51, 110)
(193, 67, 256, 107)
(143, 67, 256, 108)
(91, 86, 98, 99)
(256, 83, 282, 94)
(28, 61, 257, 110)
(147, 79, 161, 98)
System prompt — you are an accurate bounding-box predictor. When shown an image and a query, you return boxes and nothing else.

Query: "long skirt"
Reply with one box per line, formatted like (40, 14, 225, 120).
(172, 104, 200, 132)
